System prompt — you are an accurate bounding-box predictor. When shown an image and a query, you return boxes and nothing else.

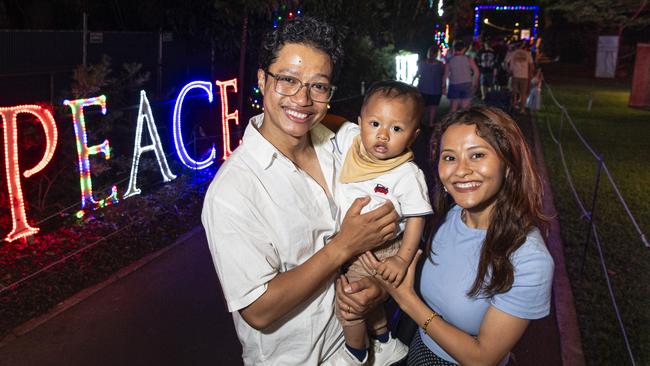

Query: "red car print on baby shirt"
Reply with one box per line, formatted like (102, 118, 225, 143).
(374, 184, 389, 195)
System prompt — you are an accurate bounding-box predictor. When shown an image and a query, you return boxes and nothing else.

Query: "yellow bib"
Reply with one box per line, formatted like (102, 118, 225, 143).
(340, 135, 413, 184)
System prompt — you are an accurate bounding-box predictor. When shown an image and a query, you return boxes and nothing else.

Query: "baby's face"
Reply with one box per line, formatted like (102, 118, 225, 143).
(358, 94, 420, 160)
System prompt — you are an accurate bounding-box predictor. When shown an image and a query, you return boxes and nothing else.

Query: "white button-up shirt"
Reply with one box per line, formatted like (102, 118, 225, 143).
(202, 114, 343, 365)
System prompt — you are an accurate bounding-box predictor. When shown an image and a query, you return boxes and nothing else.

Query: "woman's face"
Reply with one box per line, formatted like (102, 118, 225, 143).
(438, 123, 506, 214)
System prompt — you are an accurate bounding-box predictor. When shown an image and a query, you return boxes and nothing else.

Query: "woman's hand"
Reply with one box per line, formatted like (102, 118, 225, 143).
(360, 250, 422, 304)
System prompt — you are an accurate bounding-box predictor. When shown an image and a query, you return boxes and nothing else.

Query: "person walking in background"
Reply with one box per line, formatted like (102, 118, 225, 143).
(526, 68, 544, 112)
(415, 46, 444, 128)
(464, 41, 479, 61)
(477, 41, 498, 100)
(505, 42, 535, 113)
(443, 40, 480, 112)
(493, 38, 510, 91)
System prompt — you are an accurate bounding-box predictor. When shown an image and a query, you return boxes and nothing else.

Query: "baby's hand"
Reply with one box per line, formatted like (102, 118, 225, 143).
(377, 255, 408, 286)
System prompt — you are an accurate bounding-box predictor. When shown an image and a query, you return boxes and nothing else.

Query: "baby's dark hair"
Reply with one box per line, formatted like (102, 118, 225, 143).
(259, 16, 344, 81)
(362, 80, 424, 125)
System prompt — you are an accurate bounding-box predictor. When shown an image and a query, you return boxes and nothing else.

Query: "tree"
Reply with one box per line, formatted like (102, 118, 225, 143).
(543, 0, 649, 35)
(301, 0, 438, 95)
(542, 0, 649, 71)
(163, 0, 276, 115)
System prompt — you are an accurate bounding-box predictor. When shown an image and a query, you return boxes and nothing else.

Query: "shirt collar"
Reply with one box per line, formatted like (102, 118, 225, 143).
(242, 113, 336, 170)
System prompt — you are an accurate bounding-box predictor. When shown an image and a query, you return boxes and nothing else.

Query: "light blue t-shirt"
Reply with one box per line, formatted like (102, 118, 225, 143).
(419, 205, 554, 364)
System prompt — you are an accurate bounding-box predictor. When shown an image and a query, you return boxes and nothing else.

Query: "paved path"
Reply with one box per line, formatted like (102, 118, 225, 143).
(0, 228, 244, 366)
(0, 108, 571, 366)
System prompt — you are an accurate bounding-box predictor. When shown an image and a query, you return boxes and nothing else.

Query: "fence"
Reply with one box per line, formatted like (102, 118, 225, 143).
(543, 82, 648, 366)
(0, 30, 215, 106)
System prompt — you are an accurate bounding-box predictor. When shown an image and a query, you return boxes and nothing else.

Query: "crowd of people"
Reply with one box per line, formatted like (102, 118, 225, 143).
(417, 37, 544, 121)
(202, 16, 554, 366)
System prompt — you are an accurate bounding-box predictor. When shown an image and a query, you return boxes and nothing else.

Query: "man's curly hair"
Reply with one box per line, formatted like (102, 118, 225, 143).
(259, 16, 344, 81)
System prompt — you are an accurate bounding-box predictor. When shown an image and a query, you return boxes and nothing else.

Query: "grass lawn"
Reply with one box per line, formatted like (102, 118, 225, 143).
(536, 74, 650, 365)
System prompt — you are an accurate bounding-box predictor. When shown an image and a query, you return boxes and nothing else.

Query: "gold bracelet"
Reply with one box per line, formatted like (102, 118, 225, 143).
(422, 311, 439, 336)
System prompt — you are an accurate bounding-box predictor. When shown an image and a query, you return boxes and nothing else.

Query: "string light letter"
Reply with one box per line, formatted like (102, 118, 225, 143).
(123, 90, 177, 199)
(0, 105, 58, 242)
(215, 79, 240, 160)
(172, 81, 215, 170)
(63, 95, 118, 214)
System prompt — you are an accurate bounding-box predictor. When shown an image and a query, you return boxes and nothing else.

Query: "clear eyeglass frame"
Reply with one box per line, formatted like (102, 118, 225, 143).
(265, 70, 336, 103)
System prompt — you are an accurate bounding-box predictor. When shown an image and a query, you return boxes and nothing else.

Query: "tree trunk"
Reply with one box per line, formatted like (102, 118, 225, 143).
(614, 0, 647, 76)
(238, 14, 248, 121)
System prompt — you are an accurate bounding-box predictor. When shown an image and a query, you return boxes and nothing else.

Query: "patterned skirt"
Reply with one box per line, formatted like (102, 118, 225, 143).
(407, 330, 458, 366)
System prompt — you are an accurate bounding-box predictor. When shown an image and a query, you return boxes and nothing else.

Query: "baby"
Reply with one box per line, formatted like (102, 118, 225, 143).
(334, 80, 432, 365)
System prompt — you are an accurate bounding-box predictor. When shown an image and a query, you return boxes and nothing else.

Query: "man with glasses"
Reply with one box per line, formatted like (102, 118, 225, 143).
(202, 16, 397, 365)
(264, 70, 337, 103)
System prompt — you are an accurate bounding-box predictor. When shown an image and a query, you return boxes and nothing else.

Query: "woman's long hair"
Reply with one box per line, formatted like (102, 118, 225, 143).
(425, 106, 548, 297)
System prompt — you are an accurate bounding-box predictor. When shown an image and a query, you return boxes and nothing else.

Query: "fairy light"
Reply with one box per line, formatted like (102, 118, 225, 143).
(433, 23, 450, 57)
(0, 105, 58, 242)
(473, 5, 540, 43)
(272, 7, 302, 29)
(123, 90, 177, 199)
(64, 95, 119, 214)
(249, 85, 262, 110)
(172, 80, 216, 170)
(215, 79, 239, 160)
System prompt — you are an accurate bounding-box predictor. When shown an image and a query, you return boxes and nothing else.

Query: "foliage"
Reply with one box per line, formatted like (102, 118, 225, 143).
(441, 0, 477, 37)
(163, 0, 275, 59)
(304, 0, 436, 51)
(70, 55, 150, 104)
(335, 37, 395, 99)
(542, 0, 650, 33)
(67, 55, 150, 147)
(536, 73, 650, 365)
(70, 56, 111, 99)
(298, 0, 437, 97)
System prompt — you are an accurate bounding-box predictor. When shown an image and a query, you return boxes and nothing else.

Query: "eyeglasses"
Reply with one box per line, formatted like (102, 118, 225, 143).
(265, 71, 337, 103)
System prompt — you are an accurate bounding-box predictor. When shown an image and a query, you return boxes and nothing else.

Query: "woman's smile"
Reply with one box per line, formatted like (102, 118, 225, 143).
(438, 123, 506, 228)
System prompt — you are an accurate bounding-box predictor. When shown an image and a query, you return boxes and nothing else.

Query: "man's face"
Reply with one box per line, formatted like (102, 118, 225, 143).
(257, 43, 333, 140)
(358, 94, 420, 160)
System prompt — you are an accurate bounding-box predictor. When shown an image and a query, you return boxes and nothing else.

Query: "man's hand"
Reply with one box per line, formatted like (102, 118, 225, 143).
(335, 275, 388, 321)
(361, 250, 422, 305)
(334, 197, 398, 258)
(377, 255, 408, 286)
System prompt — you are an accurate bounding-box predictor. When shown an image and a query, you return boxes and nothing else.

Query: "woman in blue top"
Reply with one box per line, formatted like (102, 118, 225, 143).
(362, 106, 554, 365)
